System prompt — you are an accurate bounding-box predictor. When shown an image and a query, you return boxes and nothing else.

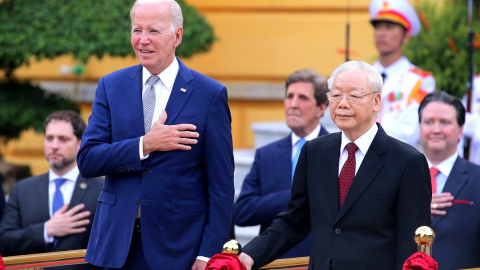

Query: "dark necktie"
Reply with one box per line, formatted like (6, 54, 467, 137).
(381, 72, 386, 83)
(52, 178, 67, 247)
(429, 167, 439, 194)
(143, 75, 160, 133)
(339, 142, 358, 208)
(292, 138, 307, 180)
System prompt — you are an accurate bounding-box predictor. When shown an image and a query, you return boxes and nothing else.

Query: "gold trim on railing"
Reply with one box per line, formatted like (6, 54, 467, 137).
(3, 249, 87, 269)
(260, 256, 309, 269)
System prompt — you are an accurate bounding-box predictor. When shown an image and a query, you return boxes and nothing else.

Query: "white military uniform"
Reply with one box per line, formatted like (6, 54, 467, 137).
(463, 75, 480, 164)
(374, 57, 435, 146)
(370, 0, 436, 147)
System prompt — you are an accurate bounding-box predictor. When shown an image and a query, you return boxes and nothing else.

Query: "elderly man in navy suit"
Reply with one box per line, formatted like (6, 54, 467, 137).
(419, 91, 480, 270)
(234, 69, 329, 258)
(238, 61, 431, 270)
(77, 0, 234, 269)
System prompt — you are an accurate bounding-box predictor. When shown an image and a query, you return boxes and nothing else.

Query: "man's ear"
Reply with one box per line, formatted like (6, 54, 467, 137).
(174, 27, 183, 48)
(373, 93, 382, 113)
(316, 104, 327, 118)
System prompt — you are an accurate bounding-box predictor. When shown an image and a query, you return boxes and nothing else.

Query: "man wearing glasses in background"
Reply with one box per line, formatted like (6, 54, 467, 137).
(238, 61, 431, 270)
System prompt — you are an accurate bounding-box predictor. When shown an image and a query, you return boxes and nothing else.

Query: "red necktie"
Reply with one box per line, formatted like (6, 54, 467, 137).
(429, 167, 439, 194)
(339, 142, 358, 208)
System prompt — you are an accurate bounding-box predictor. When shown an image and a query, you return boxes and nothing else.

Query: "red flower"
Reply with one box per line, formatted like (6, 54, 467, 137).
(0, 253, 4, 270)
(206, 253, 247, 270)
(403, 252, 438, 270)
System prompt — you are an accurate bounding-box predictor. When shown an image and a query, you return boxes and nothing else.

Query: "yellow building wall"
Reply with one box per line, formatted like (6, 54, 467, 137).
(2, 0, 377, 175)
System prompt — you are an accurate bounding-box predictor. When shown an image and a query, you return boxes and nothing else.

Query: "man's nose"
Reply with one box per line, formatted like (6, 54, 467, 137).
(139, 34, 150, 44)
(337, 94, 350, 107)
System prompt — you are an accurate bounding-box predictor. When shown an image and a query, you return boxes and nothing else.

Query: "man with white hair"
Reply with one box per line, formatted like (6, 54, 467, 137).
(238, 61, 431, 270)
(77, 0, 234, 269)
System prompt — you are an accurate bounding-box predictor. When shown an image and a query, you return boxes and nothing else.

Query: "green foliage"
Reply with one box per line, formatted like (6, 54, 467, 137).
(0, 80, 79, 142)
(404, 0, 480, 98)
(0, 0, 216, 143)
(0, 0, 215, 78)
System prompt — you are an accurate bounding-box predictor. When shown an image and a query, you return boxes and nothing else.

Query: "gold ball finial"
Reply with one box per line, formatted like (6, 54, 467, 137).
(222, 239, 242, 256)
(414, 226, 435, 246)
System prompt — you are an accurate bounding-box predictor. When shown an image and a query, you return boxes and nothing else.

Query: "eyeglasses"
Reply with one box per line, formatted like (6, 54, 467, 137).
(326, 92, 378, 104)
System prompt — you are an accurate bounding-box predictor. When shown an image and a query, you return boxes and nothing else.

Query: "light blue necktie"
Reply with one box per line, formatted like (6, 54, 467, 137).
(292, 138, 307, 180)
(52, 178, 67, 247)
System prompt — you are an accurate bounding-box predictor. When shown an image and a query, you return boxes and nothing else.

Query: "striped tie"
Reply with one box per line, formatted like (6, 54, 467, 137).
(143, 75, 160, 133)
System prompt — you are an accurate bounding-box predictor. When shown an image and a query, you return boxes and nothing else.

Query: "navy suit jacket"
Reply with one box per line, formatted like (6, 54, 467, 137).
(78, 58, 234, 269)
(432, 157, 480, 270)
(234, 126, 328, 258)
(0, 173, 103, 270)
(242, 124, 432, 270)
(0, 174, 5, 221)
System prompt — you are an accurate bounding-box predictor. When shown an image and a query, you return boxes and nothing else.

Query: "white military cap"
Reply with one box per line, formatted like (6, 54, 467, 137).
(369, 0, 421, 36)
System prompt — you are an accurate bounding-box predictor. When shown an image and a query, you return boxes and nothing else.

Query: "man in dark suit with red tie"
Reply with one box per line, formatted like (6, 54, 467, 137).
(238, 61, 432, 270)
(419, 91, 480, 270)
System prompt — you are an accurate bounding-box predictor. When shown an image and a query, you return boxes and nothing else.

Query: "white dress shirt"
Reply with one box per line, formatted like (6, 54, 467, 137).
(338, 124, 378, 175)
(44, 166, 79, 243)
(139, 58, 180, 159)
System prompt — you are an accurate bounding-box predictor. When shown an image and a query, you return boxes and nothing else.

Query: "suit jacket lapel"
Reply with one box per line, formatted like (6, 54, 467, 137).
(276, 135, 293, 189)
(37, 174, 50, 221)
(165, 58, 194, 125)
(124, 65, 145, 136)
(318, 126, 329, 136)
(69, 175, 89, 209)
(432, 157, 468, 226)
(336, 126, 386, 222)
(320, 133, 342, 217)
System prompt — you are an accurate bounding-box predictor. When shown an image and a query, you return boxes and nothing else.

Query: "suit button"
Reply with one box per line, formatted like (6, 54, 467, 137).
(144, 168, 150, 173)
(335, 228, 342, 234)
(135, 199, 140, 204)
(326, 258, 331, 264)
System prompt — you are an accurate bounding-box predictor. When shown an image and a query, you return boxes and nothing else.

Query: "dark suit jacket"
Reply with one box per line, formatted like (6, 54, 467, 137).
(242, 124, 432, 270)
(77, 58, 234, 269)
(432, 157, 480, 270)
(0, 174, 5, 221)
(0, 173, 103, 270)
(234, 127, 328, 258)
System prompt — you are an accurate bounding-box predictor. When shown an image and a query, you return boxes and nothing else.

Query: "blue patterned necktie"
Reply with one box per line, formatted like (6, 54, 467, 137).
(292, 138, 307, 180)
(52, 178, 67, 247)
(143, 75, 160, 133)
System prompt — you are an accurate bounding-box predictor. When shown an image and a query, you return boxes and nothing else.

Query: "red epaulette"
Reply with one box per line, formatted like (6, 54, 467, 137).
(409, 66, 433, 78)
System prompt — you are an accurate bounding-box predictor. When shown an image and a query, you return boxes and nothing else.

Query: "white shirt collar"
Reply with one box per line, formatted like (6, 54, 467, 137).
(427, 152, 459, 178)
(340, 123, 378, 156)
(373, 56, 410, 78)
(49, 166, 79, 183)
(291, 124, 322, 146)
(142, 57, 179, 91)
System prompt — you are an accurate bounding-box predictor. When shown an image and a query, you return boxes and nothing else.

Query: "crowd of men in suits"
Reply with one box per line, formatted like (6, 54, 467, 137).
(0, 0, 479, 270)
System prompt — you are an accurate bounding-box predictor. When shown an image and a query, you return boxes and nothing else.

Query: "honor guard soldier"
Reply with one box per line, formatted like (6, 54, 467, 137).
(370, 0, 436, 147)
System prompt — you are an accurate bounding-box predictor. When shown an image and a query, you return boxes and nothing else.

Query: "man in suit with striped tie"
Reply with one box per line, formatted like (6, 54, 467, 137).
(0, 111, 103, 270)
